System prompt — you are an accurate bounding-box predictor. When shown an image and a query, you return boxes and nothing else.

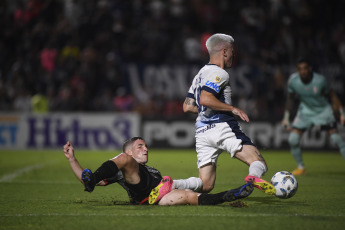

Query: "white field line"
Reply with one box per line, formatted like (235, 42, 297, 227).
(0, 163, 44, 182)
(0, 213, 344, 217)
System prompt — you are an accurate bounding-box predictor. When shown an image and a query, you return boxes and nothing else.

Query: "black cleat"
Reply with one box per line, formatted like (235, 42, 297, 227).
(81, 169, 96, 192)
(223, 183, 254, 202)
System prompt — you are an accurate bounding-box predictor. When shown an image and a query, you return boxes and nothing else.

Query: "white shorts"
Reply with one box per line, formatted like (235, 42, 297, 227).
(195, 121, 254, 168)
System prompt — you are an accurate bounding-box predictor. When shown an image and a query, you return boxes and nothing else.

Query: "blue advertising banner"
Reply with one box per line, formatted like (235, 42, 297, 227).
(0, 113, 140, 150)
(1, 113, 344, 150)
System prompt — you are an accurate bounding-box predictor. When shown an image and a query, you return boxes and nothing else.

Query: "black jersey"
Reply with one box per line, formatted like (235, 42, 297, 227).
(104, 164, 162, 204)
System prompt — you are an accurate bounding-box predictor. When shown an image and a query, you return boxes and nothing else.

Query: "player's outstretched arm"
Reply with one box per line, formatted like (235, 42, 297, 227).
(200, 90, 249, 122)
(63, 141, 84, 184)
(183, 97, 198, 114)
(329, 90, 345, 125)
(282, 93, 295, 131)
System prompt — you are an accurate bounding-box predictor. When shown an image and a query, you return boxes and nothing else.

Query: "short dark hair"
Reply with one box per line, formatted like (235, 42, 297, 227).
(297, 57, 312, 66)
(123, 137, 144, 152)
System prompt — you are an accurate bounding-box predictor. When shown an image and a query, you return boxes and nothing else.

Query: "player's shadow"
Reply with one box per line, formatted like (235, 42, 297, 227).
(245, 196, 308, 206)
(79, 197, 307, 208)
(91, 200, 132, 206)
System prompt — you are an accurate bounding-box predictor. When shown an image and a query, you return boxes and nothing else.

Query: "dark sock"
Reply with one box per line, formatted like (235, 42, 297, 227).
(198, 192, 227, 205)
(93, 160, 119, 184)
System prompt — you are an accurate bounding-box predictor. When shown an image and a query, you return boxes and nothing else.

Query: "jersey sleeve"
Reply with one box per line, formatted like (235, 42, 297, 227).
(102, 171, 124, 185)
(201, 70, 229, 96)
(186, 79, 196, 99)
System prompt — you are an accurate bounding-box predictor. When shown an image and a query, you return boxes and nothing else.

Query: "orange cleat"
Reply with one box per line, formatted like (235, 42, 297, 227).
(292, 168, 306, 176)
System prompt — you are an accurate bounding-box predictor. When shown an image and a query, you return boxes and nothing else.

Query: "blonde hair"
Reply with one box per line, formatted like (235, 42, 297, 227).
(206, 33, 234, 55)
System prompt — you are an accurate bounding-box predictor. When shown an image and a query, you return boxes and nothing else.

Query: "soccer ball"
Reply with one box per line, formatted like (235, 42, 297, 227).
(271, 171, 298, 199)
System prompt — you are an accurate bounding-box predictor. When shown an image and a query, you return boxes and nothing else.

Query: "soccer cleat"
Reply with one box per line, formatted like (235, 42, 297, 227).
(292, 168, 306, 176)
(245, 175, 276, 195)
(81, 169, 96, 193)
(148, 176, 173, 204)
(223, 183, 254, 202)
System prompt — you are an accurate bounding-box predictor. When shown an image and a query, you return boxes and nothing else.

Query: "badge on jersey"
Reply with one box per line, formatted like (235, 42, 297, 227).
(215, 76, 221, 82)
(313, 86, 318, 94)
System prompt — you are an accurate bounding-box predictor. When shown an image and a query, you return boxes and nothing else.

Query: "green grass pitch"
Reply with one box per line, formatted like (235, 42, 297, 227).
(1, 149, 345, 230)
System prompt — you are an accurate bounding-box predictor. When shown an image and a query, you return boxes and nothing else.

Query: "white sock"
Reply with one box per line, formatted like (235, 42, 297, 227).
(297, 164, 305, 170)
(248, 161, 267, 178)
(172, 177, 203, 192)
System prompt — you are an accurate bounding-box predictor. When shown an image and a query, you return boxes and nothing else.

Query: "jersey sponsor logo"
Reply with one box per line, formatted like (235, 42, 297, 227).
(195, 124, 216, 134)
(215, 76, 221, 82)
(205, 80, 221, 92)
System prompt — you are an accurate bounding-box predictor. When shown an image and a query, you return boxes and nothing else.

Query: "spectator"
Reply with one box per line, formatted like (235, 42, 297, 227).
(0, 0, 343, 121)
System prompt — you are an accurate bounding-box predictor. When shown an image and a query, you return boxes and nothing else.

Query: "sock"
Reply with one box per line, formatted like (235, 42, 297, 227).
(289, 132, 304, 167)
(291, 146, 304, 168)
(198, 192, 227, 205)
(297, 164, 305, 170)
(93, 160, 119, 184)
(173, 177, 203, 192)
(330, 133, 345, 159)
(248, 161, 267, 178)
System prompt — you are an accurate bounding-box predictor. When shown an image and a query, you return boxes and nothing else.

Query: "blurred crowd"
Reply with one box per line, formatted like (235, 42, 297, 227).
(0, 0, 344, 121)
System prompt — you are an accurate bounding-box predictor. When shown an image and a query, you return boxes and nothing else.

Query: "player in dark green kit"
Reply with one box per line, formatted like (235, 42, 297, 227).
(282, 58, 345, 175)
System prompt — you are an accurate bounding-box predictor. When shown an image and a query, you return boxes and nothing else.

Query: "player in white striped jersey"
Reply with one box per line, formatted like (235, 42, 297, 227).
(183, 33, 275, 195)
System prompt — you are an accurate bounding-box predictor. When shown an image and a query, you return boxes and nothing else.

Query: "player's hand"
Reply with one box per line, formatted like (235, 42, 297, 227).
(232, 107, 250, 122)
(282, 119, 290, 131)
(63, 141, 75, 160)
(340, 114, 345, 126)
(96, 180, 107, 186)
(282, 110, 290, 131)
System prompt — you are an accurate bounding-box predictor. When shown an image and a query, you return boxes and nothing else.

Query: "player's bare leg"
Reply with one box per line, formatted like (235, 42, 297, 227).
(198, 163, 217, 193)
(235, 145, 276, 195)
(158, 183, 254, 206)
(159, 189, 199, 205)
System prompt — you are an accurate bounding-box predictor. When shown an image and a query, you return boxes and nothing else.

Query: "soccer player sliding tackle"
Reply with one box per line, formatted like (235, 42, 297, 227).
(63, 138, 253, 205)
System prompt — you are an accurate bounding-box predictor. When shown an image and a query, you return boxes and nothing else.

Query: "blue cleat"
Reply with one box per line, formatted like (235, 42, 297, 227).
(223, 183, 254, 202)
(81, 169, 96, 193)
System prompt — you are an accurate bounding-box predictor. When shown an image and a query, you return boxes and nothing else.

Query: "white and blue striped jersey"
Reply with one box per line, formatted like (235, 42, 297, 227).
(187, 64, 236, 129)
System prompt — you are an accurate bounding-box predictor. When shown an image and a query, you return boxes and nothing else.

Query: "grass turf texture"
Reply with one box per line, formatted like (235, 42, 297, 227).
(1, 149, 345, 230)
